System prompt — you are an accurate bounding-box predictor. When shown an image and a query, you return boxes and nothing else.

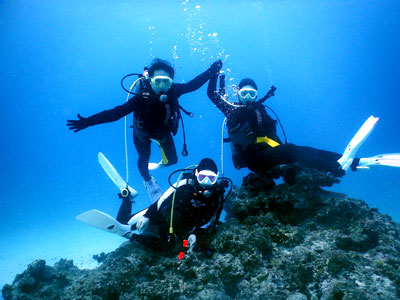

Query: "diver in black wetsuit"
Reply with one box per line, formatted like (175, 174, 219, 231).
(117, 158, 229, 252)
(207, 63, 358, 177)
(67, 58, 222, 202)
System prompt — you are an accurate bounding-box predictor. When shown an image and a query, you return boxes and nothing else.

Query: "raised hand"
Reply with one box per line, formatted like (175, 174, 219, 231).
(209, 59, 223, 75)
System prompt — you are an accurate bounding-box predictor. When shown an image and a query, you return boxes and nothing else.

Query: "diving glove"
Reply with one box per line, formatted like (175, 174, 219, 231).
(209, 59, 223, 76)
(67, 114, 90, 132)
(187, 234, 197, 253)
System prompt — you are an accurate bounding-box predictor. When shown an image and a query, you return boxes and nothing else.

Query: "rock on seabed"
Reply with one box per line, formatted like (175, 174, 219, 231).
(3, 164, 400, 300)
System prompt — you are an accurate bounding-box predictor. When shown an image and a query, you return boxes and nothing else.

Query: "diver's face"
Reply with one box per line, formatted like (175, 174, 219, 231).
(195, 169, 219, 188)
(150, 69, 173, 94)
(238, 84, 258, 105)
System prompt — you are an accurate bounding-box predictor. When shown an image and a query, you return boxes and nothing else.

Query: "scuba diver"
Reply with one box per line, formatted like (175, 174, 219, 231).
(67, 58, 222, 203)
(77, 158, 231, 255)
(207, 62, 400, 176)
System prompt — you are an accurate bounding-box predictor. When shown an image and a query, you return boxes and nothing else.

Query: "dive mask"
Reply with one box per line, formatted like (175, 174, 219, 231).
(196, 170, 219, 187)
(238, 88, 258, 104)
(150, 75, 173, 94)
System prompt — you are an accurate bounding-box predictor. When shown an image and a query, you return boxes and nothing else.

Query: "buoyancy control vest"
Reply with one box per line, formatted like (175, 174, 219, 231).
(227, 102, 281, 152)
(134, 78, 180, 135)
(152, 172, 223, 238)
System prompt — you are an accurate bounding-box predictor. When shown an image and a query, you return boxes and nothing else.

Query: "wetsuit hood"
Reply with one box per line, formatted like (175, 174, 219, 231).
(196, 158, 218, 174)
(238, 78, 257, 90)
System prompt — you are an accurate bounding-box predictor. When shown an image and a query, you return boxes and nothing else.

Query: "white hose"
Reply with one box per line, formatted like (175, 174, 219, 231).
(124, 77, 142, 184)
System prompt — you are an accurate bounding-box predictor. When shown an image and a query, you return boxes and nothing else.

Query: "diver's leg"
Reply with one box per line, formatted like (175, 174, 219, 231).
(133, 126, 152, 182)
(130, 233, 164, 250)
(116, 195, 133, 225)
(287, 144, 344, 176)
(134, 128, 164, 203)
(247, 143, 343, 176)
(157, 132, 178, 167)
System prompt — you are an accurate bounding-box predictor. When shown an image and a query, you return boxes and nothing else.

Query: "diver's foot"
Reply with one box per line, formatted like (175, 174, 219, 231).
(336, 158, 360, 174)
(144, 176, 164, 203)
(338, 158, 354, 172)
(122, 231, 133, 240)
(329, 167, 346, 178)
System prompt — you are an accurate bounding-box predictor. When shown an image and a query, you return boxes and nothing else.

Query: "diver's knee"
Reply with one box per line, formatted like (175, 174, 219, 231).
(136, 217, 150, 234)
(283, 143, 296, 150)
(166, 155, 178, 166)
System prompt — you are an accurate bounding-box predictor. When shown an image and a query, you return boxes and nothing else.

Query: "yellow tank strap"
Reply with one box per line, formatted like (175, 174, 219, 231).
(256, 136, 280, 147)
(155, 140, 169, 165)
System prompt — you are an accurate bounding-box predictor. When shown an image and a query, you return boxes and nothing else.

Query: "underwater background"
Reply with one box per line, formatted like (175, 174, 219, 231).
(1, 0, 399, 296)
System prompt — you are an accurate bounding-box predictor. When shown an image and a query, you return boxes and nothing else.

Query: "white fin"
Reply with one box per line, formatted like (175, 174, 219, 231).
(144, 176, 164, 204)
(338, 115, 379, 171)
(148, 160, 165, 171)
(358, 153, 400, 168)
(76, 209, 131, 238)
(98, 152, 138, 198)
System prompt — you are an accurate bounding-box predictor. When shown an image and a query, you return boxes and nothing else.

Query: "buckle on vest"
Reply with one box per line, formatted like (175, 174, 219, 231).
(256, 136, 280, 147)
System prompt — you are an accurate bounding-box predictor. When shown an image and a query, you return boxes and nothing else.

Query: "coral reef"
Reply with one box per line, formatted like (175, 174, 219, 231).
(3, 165, 400, 300)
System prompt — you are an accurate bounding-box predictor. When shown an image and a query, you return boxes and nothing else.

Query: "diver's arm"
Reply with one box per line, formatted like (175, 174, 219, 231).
(207, 72, 232, 117)
(212, 189, 226, 226)
(86, 97, 137, 125)
(174, 60, 222, 96)
(67, 96, 138, 131)
(174, 69, 210, 96)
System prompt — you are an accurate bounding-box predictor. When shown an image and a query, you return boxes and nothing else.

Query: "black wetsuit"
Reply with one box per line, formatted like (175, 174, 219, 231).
(207, 73, 344, 176)
(84, 69, 211, 181)
(117, 173, 225, 249)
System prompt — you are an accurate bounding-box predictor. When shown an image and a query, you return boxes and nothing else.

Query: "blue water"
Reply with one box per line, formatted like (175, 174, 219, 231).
(1, 0, 400, 294)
